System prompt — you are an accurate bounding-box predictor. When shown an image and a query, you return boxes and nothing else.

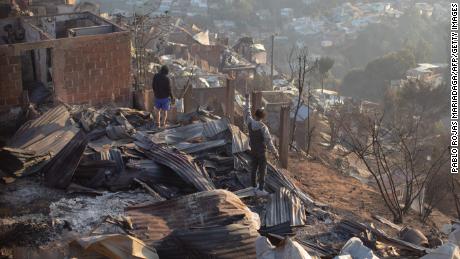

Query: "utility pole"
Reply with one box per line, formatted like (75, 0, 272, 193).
(270, 34, 275, 90)
(306, 84, 312, 155)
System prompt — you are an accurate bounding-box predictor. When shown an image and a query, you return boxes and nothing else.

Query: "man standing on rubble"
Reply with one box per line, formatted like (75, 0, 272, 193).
(152, 65, 175, 128)
(244, 93, 279, 195)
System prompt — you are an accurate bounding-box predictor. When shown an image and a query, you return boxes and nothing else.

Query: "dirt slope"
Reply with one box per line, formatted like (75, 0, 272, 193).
(285, 156, 452, 236)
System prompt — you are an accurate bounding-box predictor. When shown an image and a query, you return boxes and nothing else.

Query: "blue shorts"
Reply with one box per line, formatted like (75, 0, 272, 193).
(155, 98, 170, 110)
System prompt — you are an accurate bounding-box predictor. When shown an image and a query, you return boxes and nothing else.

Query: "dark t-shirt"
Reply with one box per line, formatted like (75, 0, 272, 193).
(152, 73, 172, 99)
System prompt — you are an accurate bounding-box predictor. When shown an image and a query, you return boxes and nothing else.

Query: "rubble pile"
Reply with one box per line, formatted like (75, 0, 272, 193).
(0, 104, 458, 259)
(157, 56, 224, 89)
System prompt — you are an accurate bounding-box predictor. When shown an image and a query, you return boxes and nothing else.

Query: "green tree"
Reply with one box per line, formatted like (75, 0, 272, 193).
(404, 39, 433, 63)
(341, 68, 368, 98)
(341, 50, 416, 101)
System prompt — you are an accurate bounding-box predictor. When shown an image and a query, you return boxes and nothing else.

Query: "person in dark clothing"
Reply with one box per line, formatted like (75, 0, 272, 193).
(152, 65, 174, 128)
(244, 94, 279, 195)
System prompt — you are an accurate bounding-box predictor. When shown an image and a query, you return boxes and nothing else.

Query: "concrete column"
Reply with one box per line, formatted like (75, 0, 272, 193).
(168, 106, 177, 123)
(183, 86, 194, 113)
(226, 79, 235, 123)
(251, 91, 262, 117)
(279, 105, 290, 169)
(143, 88, 154, 112)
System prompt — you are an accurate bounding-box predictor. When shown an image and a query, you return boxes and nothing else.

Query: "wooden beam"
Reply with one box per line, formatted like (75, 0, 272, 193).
(251, 91, 262, 117)
(279, 105, 290, 169)
(183, 85, 194, 113)
(226, 78, 235, 123)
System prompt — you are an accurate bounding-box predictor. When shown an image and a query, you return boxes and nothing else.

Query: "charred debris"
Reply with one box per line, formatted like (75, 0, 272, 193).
(0, 104, 456, 259)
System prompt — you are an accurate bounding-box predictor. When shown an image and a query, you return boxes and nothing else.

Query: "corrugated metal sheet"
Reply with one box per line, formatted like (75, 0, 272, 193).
(266, 164, 317, 206)
(234, 152, 318, 208)
(295, 238, 337, 257)
(126, 159, 161, 171)
(9, 105, 71, 148)
(75, 234, 159, 259)
(259, 221, 294, 237)
(203, 118, 229, 138)
(228, 124, 249, 154)
(234, 187, 257, 198)
(134, 132, 215, 191)
(158, 224, 258, 258)
(153, 118, 228, 145)
(152, 123, 204, 144)
(124, 159, 186, 188)
(0, 105, 79, 176)
(44, 130, 88, 189)
(126, 190, 259, 251)
(174, 139, 226, 154)
(99, 148, 125, 173)
(264, 187, 307, 227)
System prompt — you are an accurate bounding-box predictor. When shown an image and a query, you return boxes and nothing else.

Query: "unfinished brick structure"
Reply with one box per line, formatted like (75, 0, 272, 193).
(0, 52, 22, 106)
(182, 79, 235, 121)
(0, 12, 131, 109)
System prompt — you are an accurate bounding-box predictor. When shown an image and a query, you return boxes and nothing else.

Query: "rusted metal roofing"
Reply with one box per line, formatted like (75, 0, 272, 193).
(0, 105, 79, 176)
(264, 187, 307, 227)
(266, 164, 317, 206)
(9, 105, 71, 148)
(44, 130, 88, 189)
(125, 190, 259, 254)
(134, 132, 215, 191)
(158, 223, 258, 258)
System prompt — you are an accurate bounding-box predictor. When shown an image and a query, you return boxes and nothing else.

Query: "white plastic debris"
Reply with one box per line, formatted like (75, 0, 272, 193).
(449, 227, 460, 246)
(420, 243, 460, 259)
(256, 236, 312, 259)
(443, 224, 454, 235)
(256, 236, 276, 259)
(339, 237, 380, 259)
(250, 211, 261, 230)
(280, 238, 313, 259)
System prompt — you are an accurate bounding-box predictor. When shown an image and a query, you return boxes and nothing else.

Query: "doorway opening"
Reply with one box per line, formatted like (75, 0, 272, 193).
(20, 48, 53, 105)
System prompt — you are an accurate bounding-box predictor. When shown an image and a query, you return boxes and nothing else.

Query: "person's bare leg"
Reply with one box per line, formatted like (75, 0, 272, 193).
(162, 110, 168, 128)
(155, 108, 161, 127)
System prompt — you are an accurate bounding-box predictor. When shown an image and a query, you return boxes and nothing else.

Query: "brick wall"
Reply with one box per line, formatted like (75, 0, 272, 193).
(0, 47, 23, 107)
(52, 32, 132, 106)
